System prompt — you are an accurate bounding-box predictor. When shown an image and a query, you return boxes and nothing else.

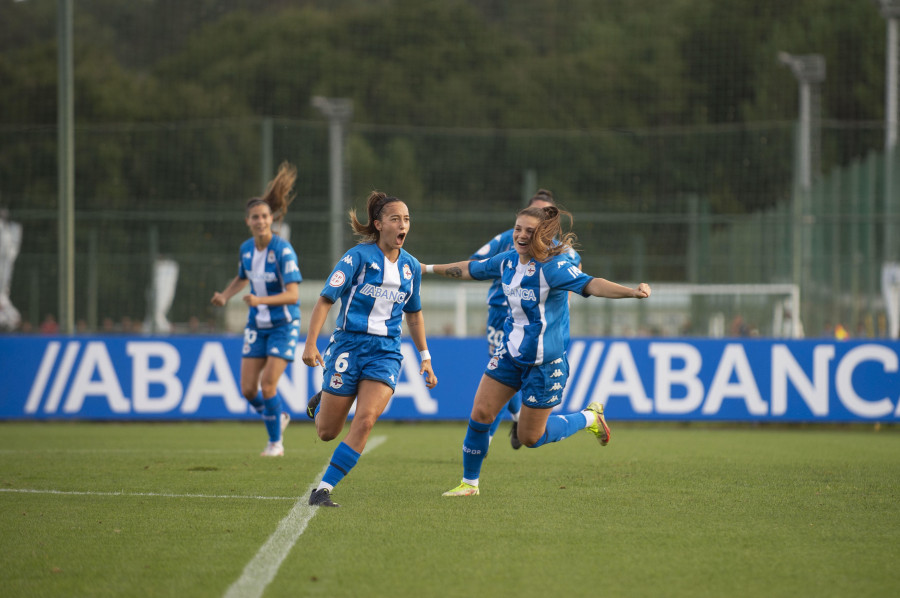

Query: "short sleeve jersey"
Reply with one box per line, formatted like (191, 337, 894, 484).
(468, 250, 592, 365)
(471, 228, 582, 309)
(237, 235, 302, 329)
(321, 243, 423, 337)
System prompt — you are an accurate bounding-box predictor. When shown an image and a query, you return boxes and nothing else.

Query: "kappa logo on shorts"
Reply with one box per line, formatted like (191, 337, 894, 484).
(550, 382, 563, 391)
(330, 373, 344, 389)
(550, 369, 563, 378)
(525, 395, 537, 404)
(549, 395, 560, 404)
(329, 271, 346, 287)
(487, 356, 499, 370)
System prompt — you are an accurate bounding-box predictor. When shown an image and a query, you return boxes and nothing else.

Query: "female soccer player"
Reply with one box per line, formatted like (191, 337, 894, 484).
(424, 205, 650, 496)
(210, 162, 301, 457)
(301, 191, 437, 507)
(468, 189, 580, 449)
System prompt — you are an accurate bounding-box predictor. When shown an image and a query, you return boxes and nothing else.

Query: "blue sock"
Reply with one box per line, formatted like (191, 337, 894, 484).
(462, 418, 492, 481)
(248, 390, 265, 415)
(322, 442, 361, 488)
(488, 412, 503, 438)
(507, 393, 522, 415)
(262, 393, 283, 442)
(529, 412, 588, 448)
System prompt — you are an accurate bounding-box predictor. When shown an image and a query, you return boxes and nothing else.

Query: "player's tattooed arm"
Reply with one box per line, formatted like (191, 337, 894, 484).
(426, 261, 472, 280)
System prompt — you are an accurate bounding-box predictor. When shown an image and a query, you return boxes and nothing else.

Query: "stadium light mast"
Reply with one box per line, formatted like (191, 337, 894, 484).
(877, 0, 900, 262)
(58, 0, 75, 334)
(779, 52, 824, 339)
(311, 97, 353, 268)
(778, 52, 825, 191)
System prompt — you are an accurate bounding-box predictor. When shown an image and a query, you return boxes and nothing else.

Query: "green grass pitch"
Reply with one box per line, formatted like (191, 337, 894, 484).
(1, 421, 898, 598)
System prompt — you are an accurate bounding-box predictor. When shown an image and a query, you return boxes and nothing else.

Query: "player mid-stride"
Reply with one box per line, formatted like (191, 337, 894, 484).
(211, 162, 301, 457)
(302, 191, 437, 507)
(424, 204, 650, 496)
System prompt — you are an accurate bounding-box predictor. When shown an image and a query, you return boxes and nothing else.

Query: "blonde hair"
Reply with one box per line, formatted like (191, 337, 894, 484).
(246, 161, 297, 222)
(349, 190, 403, 243)
(518, 205, 577, 262)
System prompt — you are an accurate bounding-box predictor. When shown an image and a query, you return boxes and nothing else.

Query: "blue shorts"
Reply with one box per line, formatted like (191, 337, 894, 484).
(483, 352, 569, 409)
(242, 321, 300, 361)
(321, 330, 403, 397)
(485, 306, 508, 357)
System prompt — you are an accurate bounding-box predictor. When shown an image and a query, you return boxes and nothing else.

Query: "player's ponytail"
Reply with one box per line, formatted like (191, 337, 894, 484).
(519, 205, 577, 262)
(246, 161, 297, 223)
(349, 191, 402, 243)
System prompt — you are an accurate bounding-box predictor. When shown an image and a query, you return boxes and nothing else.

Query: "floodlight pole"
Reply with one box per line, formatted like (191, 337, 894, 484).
(312, 97, 353, 268)
(58, 0, 75, 334)
(779, 52, 825, 338)
(877, 0, 900, 262)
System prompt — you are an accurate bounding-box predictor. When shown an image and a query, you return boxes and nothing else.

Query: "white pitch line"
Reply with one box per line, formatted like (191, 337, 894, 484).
(0, 488, 297, 501)
(223, 435, 387, 598)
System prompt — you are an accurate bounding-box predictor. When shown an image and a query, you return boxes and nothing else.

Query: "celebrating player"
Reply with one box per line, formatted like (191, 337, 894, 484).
(468, 189, 580, 450)
(210, 162, 301, 457)
(302, 191, 437, 508)
(424, 205, 650, 497)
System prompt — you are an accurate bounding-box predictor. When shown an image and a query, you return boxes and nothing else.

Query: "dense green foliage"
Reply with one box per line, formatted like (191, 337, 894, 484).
(0, 0, 890, 327)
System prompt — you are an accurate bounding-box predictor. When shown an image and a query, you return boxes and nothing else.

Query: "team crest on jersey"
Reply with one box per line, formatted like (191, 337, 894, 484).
(267, 251, 276, 263)
(525, 261, 536, 277)
(329, 373, 344, 390)
(329, 271, 346, 287)
(403, 263, 412, 280)
(487, 356, 499, 370)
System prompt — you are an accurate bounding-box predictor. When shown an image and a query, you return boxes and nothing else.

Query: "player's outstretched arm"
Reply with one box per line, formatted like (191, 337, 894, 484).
(421, 261, 473, 280)
(584, 278, 651, 299)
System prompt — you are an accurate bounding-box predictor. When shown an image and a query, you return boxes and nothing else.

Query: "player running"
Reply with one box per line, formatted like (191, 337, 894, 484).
(302, 191, 437, 507)
(424, 204, 650, 496)
(468, 189, 581, 450)
(210, 162, 300, 457)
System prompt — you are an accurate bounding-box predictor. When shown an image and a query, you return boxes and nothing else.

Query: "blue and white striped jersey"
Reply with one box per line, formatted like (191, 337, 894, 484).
(321, 243, 423, 338)
(469, 250, 592, 365)
(237, 235, 302, 329)
(470, 228, 582, 309)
